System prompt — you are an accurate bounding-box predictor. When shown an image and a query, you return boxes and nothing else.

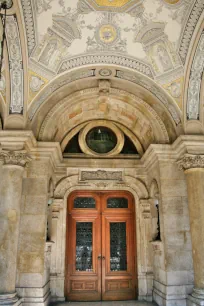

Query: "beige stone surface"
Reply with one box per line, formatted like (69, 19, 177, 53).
(185, 168, 204, 289)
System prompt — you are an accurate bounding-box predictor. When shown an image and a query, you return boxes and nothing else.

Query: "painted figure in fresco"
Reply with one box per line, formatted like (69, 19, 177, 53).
(40, 40, 61, 69)
(156, 45, 173, 73)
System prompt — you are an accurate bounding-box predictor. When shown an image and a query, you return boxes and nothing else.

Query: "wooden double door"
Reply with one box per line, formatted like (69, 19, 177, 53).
(65, 191, 136, 301)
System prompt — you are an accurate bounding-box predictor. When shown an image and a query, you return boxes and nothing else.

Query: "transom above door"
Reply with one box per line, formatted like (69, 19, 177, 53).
(65, 191, 136, 301)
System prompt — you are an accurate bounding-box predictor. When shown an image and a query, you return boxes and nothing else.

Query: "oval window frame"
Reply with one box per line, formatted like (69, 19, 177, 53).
(79, 120, 124, 157)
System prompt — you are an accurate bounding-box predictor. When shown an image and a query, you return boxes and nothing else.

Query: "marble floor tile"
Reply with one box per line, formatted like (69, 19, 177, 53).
(50, 301, 157, 306)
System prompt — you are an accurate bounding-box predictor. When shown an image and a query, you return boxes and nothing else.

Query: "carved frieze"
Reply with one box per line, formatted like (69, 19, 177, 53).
(0, 150, 32, 167)
(177, 154, 204, 171)
(80, 170, 123, 181)
(187, 32, 204, 120)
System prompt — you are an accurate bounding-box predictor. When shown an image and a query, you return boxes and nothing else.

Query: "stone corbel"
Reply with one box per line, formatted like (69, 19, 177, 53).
(177, 154, 204, 171)
(0, 150, 32, 167)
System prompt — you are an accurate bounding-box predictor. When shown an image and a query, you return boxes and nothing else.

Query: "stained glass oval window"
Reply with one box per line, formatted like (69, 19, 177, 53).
(86, 127, 117, 154)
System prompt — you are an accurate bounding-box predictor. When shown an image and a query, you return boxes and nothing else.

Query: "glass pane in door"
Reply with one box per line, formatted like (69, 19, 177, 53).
(76, 222, 93, 271)
(107, 197, 128, 208)
(74, 197, 96, 208)
(110, 222, 127, 271)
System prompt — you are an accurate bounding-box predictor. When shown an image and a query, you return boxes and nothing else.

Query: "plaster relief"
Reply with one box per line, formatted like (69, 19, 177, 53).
(80, 170, 123, 181)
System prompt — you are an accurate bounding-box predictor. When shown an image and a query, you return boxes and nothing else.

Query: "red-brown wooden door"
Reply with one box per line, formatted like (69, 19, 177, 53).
(65, 191, 136, 301)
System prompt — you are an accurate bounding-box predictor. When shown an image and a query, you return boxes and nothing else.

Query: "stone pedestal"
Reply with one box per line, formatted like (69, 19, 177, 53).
(178, 155, 204, 306)
(0, 151, 31, 305)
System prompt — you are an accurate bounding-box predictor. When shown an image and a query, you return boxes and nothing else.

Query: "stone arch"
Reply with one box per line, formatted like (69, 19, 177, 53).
(27, 65, 182, 147)
(54, 173, 149, 200)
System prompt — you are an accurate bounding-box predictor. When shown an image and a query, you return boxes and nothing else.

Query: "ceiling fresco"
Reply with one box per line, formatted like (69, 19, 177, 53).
(29, 0, 191, 78)
(0, 0, 203, 128)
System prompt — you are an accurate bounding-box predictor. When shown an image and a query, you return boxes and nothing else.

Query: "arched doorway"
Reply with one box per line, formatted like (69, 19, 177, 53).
(65, 190, 136, 301)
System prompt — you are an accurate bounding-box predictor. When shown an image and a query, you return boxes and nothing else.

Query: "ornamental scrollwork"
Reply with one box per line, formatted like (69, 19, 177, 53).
(0, 150, 32, 167)
(177, 154, 204, 171)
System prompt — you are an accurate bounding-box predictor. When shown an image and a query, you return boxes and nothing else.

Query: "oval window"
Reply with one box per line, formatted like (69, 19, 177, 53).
(86, 127, 117, 154)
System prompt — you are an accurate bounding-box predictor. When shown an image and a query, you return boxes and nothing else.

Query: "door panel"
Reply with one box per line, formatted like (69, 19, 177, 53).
(65, 191, 136, 301)
(66, 213, 102, 301)
(102, 214, 135, 300)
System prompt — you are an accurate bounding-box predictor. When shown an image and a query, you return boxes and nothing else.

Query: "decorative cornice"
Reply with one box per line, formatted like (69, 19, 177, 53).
(0, 150, 32, 167)
(177, 154, 204, 171)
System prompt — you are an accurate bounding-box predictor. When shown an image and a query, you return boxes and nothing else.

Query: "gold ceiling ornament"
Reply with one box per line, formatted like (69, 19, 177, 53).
(93, 0, 131, 7)
(163, 0, 180, 4)
(99, 24, 117, 44)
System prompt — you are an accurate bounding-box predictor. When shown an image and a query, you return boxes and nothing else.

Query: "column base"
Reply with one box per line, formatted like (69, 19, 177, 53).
(0, 293, 22, 305)
(153, 280, 193, 306)
(16, 282, 51, 306)
(187, 288, 204, 306)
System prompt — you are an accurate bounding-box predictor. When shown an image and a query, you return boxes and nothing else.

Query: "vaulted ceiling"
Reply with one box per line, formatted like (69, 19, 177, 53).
(0, 0, 203, 149)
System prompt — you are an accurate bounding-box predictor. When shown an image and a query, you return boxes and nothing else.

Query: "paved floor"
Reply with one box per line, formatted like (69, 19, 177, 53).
(50, 301, 157, 306)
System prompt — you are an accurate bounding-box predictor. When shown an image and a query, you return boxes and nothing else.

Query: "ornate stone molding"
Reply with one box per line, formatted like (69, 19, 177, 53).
(179, 0, 204, 64)
(0, 150, 32, 167)
(58, 54, 154, 79)
(187, 32, 204, 120)
(28, 69, 95, 120)
(21, 0, 36, 56)
(115, 70, 181, 125)
(177, 154, 204, 171)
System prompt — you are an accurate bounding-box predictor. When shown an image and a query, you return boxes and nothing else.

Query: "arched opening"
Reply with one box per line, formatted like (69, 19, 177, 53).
(65, 190, 136, 301)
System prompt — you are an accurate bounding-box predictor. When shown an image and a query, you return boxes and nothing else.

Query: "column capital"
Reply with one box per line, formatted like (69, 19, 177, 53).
(0, 150, 32, 167)
(177, 154, 204, 171)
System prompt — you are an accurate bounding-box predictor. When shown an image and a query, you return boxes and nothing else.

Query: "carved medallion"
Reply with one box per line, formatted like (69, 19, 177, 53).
(99, 69, 112, 77)
(99, 24, 117, 44)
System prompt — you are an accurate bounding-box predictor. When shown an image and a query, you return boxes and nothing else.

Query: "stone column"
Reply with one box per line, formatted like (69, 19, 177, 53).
(0, 150, 31, 305)
(178, 154, 204, 306)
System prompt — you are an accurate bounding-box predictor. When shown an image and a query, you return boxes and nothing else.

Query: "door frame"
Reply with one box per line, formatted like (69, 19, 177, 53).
(64, 190, 137, 301)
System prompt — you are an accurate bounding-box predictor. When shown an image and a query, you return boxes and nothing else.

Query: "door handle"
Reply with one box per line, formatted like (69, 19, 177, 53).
(102, 256, 105, 260)
(98, 255, 102, 259)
